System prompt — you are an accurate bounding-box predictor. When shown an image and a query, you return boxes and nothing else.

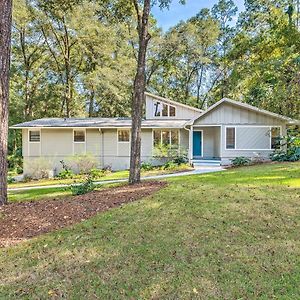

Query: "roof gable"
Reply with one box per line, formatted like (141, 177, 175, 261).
(192, 98, 298, 125)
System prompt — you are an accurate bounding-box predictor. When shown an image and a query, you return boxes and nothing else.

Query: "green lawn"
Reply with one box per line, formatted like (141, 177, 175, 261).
(1, 162, 300, 299)
(8, 165, 193, 189)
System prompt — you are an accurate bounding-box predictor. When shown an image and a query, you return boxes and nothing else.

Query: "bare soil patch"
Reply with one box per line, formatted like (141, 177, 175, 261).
(0, 181, 166, 247)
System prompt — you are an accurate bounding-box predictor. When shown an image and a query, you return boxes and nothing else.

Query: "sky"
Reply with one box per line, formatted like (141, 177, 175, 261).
(152, 0, 245, 31)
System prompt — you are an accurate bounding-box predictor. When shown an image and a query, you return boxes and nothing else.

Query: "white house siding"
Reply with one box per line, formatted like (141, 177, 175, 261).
(220, 125, 285, 165)
(22, 127, 170, 173)
(145, 95, 201, 120)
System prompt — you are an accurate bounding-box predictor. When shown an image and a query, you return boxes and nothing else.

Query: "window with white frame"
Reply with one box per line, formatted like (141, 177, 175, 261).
(153, 129, 179, 146)
(29, 130, 40, 142)
(271, 127, 281, 149)
(118, 130, 130, 142)
(73, 130, 85, 142)
(153, 101, 176, 117)
(226, 127, 235, 149)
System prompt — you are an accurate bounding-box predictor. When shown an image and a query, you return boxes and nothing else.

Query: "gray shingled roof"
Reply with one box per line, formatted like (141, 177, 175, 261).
(11, 118, 190, 128)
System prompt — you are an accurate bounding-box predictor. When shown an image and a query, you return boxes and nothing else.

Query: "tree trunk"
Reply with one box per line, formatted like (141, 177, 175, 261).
(129, 0, 151, 184)
(0, 0, 13, 205)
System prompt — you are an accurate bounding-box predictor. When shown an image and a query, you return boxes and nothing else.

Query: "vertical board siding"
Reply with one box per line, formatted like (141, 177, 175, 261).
(86, 129, 101, 156)
(41, 129, 73, 156)
(195, 102, 283, 125)
(236, 127, 270, 149)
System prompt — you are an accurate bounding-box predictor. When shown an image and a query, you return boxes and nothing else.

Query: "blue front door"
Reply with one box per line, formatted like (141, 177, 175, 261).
(193, 131, 202, 157)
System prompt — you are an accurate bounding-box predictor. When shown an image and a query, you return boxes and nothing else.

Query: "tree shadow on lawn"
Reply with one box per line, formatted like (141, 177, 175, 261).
(1, 163, 300, 299)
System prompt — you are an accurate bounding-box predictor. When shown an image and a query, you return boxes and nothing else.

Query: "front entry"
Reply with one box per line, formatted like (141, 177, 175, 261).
(193, 131, 202, 157)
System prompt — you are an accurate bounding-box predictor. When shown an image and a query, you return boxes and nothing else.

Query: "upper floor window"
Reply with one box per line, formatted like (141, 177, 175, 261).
(74, 130, 85, 142)
(271, 127, 281, 149)
(118, 130, 130, 142)
(29, 130, 40, 142)
(154, 101, 176, 117)
(226, 127, 235, 149)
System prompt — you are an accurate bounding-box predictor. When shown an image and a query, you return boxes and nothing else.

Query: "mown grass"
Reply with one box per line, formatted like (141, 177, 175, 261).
(8, 182, 124, 203)
(8, 165, 193, 189)
(1, 162, 300, 299)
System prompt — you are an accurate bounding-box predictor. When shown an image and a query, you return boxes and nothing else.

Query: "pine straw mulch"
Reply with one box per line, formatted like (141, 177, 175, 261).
(0, 181, 166, 248)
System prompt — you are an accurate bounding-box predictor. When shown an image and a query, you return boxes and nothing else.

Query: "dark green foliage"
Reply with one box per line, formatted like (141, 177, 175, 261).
(271, 131, 300, 162)
(231, 156, 251, 166)
(69, 176, 95, 196)
(141, 162, 154, 171)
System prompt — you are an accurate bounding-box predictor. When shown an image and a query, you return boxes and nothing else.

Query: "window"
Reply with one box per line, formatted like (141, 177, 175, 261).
(154, 101, 162, 116)
(153, 130, 161, 145)
(29, 130, 40, 142)
(162, 104, 168, 117)
(271, 127, 281, 149)
(118, 130, 130, 142)
(170, 106, 176, 117)
(74, 130, 85, 142)
(153, 101, 176, 117)
(153, 129, 179, 146)
(226, 127, 235, 149)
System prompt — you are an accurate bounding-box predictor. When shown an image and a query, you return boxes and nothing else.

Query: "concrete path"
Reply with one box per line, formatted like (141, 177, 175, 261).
(8, 166, 225, 192)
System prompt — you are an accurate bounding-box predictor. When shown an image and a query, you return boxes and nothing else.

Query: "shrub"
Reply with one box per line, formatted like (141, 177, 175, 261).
(68, 154, 98, 174)
(24, 158, 52, 180)
(56, 169, 74, 179)
(163, 161, 178, 170)
(153, 144, 188, 164)
(89, 168, 105, 179)
(141, 162, 154, 171)
(270, 131, 300, 162)
(231, 156, 251, 167)
(7, 176, 15, 184)
(69, 176, 96, 196)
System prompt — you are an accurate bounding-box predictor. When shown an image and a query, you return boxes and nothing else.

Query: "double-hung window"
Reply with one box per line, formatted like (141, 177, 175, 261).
(226, 127, 235, 149)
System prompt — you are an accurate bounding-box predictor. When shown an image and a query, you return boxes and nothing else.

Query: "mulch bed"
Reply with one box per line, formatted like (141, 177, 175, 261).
(0, 181, 166, 247)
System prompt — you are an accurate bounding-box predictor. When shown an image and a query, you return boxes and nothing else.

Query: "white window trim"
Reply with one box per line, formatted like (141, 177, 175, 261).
(28, 128, 42, 157)
(28, 129, 41, 144)
(224, 125, 282, 151)
(73, 128, 86, 155)
(153, 101, 176, 118)
(225, 126, 236, 150)
(151, 128, 180, 155)
(117, 129, 131, 157)
(117, 129, 130, 143)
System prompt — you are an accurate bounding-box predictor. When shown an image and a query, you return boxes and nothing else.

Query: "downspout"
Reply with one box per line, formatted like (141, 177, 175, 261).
(183, 123, 193, 167)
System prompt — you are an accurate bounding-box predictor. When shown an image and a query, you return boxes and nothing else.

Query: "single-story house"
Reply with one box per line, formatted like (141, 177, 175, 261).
(12, 92, 299, 174)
